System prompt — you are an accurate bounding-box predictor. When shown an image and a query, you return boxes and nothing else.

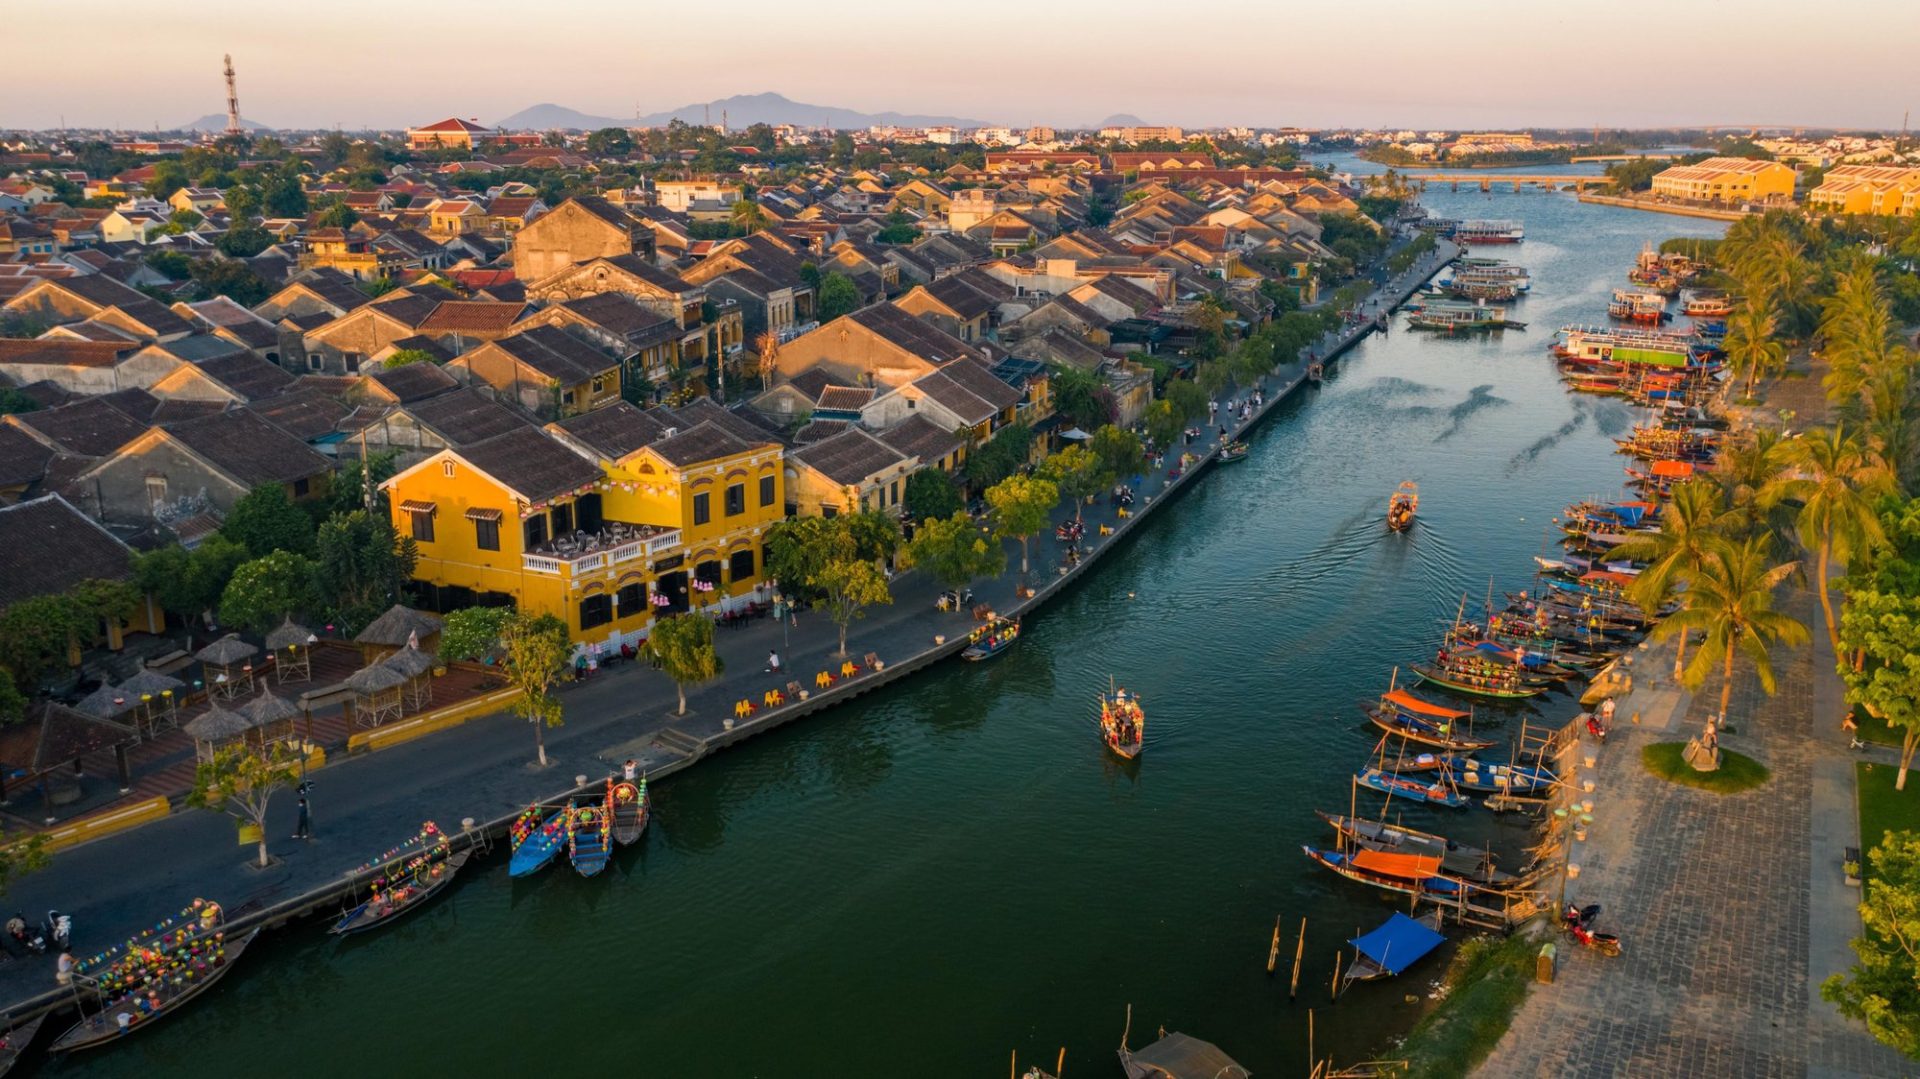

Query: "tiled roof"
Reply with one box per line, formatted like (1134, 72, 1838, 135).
(191, 352, 295, 401)
(248, 388, 350, 441)
(165, 408, 330, 487)
(0, 338, 135, 369)
(418, 301, 529, 336)
(793, 418, 850, 444)
(920, 275, 993, 320)
(0, 495, 134, 609)
(455, 426, 602, 503)
(5, 397, 147, 457)
(556, 293, 679, 345)
(665, 398, 778, 447)
(0, 423, 54, 488)
(791, 427, 906, 486)
(646, 421, 752, 467)
(487, 325, 616, 384)
(816, 385, 876, 411)
(406, 386, 532, 446)
(876, 413, 962, 463)
(848, 302, 977, 365)
(552, 400, 672, 460)
(366, 361, 458, 403)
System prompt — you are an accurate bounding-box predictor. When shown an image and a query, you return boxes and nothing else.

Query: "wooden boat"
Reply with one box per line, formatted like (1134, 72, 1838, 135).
(1218, 440, 1249, 463)
(1338, 909, 1445, 996)
(49, 929, 258, 1054)
(1386, 481, 1418, 532)
(1410, 663, 1547, 700)
(0, 1014, 45, 1076)
(1306, 361, 1325, 383)
(611, 778, 649, 846)
(961, 615, 1019, 661)
(1443, 757, 1558, 795)
(1118, 1013, 1250, 1079)
(1354, 766, 1468, 808)
(568, 792, 613, 877)
(1315, 811, 1511, 884)
(1101, 684, 1145, 761)
(332, 824, 470, 935)
(1683, 292, 1734, 318)
(1301, 845, 1477, 902)
(508, 806, 569, 878)
(1366, 687, 1493, 751)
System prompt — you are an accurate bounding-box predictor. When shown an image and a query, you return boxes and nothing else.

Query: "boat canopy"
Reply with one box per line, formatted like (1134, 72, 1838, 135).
(1580, 571, 1637, 587)
(1650, 459, 1696, 479)
(1123, 1032, 1252, 1079)
(1591, 503, 1653, 527)
(1382, 689, 1467, 720)
(1350, 913, 1447, 975)
(1351, 850, 1443, 880)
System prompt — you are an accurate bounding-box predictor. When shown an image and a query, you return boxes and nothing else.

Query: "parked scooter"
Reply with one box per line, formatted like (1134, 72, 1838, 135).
(1585, 713, 1610, 744)
(44, 910, 71, 952)
(1561, 903, 1621, 956)
(935, 588, 974, 613)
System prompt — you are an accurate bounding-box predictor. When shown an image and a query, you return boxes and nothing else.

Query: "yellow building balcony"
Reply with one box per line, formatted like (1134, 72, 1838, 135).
(521, 522, 682, 577)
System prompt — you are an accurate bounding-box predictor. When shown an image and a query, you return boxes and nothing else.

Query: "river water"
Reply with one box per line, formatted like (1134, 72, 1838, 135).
(48, 175, 1724, 1079)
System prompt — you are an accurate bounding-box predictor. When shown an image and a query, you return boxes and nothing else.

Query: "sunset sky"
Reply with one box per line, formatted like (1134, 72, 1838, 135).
(8, 0, 1916, 131)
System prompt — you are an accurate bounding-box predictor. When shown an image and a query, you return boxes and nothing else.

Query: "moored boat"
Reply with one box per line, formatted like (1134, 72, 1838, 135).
(1217, 440, 1249, 463)
(332, 823, 470, 935)
(1682, 292, 1734, 318)
(0, 1014, 45, 1076)
(1366, 687, 1492, 751)
(961, 615, 1020, 661)
(1354, 766, 1468, 807)
(1410, 663, 1547, 700)
(568, 789, 613, 877)
(1608, 289, 1671, 325)
(51, 925, 258, 1054)
(1443, 756, 1559, 795)
(508, 805, 569, 878)
(1453, 219, 1524, 244)
(611, 777, 649, 846)
(1316, 811, 1511, 883)
(1338, 909, 1446, 995)
(1101, 684, 1145, 760)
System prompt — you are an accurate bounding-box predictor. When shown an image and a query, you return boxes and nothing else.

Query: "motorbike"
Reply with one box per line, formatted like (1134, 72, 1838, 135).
(1585, 713, 1610, 743)
(1561, 903, 1621, 956)
(935, 588, 974, 613)
(43, 910, 70, 952)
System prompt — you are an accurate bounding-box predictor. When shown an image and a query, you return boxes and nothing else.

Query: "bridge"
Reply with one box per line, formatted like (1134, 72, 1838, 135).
(1407, 174, 1615, 193)
(1569, 153, 1682, 163)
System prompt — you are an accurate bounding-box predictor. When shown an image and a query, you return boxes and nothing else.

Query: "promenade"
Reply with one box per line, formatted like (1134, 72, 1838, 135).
(0, 245, 1460, 1024)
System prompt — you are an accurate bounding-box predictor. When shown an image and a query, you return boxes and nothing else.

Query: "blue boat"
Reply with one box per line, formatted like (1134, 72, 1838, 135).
(1339, 910, 1446, 994)
(1355, 766, 1469, 808)
(508, 808, 569, 878)
(961, 615, 1019, 661)
(568, 794, 612, 877)
(1442, 757, 1558, 795)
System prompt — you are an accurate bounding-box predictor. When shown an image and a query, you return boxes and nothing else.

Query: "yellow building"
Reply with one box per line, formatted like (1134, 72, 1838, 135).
(1806, 165, 1920, 217)
(381, 403, 783, 654)
(1649, 157, 1796, 205)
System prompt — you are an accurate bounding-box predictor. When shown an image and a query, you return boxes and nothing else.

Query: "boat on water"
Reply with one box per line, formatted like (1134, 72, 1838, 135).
(1443, 756, 1559, 795)
(1683, 292, 1734, 318)
(0, 1015, 45, 1076)
(1407, 301, 1524, 333)
(1453, 219, 1524, 244)
(1101, 684, 1145, 760)
(1409, 662, 1547, 700)
(1306, 361, 1325, 383)
(1338, 910, 1446, 996)
(1608, 289, 1671, 325)
(1387, 481, 1418, 532)
(611, 777, 649, 846)
(568, 790, 613, 877)
(1367, 688, 1493, 751)
(1218, 440, 1249, 463)
(961, 614, 1020, 660)
(508, 805, 570, 878)
(1118, 1023, 1250, 1079)
(1315, 811, 1512, 884)
(1301, 844, 1480, 902)
(50, 928, 258, 1054)
(1354, 765, 1469, 807)
(332, 823, 470, 935)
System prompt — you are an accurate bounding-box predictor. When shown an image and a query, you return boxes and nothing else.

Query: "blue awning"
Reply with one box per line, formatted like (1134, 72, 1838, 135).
(1349, 912, 1445, 975)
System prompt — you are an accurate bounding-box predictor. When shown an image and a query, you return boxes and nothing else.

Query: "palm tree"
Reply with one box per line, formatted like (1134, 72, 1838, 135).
(1818, 255, 1897, 408)
(1861, 358, 1918, 493)
(730, 191, 768, 234)
(1610, 479, 1728, 679)
(1712, 427, 1795, 549)
(1649, 535, 1808, 723)
(1721, 297, 1787, 402)
(1769, 424, 1896, 657)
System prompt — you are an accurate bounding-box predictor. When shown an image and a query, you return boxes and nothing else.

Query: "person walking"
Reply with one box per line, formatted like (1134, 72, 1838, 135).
(767, 650, 782, 674)
(292, 796, 312, 840)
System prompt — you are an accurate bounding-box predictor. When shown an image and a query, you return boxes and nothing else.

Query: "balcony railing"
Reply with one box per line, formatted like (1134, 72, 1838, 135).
(522, 525, 682, 576)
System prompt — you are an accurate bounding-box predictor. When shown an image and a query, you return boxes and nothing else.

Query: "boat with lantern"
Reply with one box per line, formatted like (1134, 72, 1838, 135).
(961, 614, 1020, 661)
(1101, 683, 1145, 760)
(568, 789, 613, 877)
(612, 777, 649, 846)
(331, 822, 470, 935)
(50, 900, 257, 1054)
(1387, 481, 1418, 532)
(508, 804, 570, 878)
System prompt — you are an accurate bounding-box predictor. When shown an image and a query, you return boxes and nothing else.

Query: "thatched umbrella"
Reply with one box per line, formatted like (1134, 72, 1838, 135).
(346, 662, 407, 728)
(72, 684, 136, 725)
(240, 688, 302, 750)
(354, 605, 443, 662)
(182, 703, 256, 763)
(264, 618, 316, 684)
(383, 646, 438, 712)
(195, 634, 260, 698)
(117, 668, 184, 735)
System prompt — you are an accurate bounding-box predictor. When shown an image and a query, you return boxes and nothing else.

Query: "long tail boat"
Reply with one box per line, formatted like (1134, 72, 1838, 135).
(0, 1015, 45, 1076)
(1315, 811, 1511, 884)
(1354, 766, 1469, 807)
(962, 615, 1020, 661)
(1338, 910, 1446, 996)
(51, 924, 258, 1054)
(568, 791, 613, 877)
(611, 777, 649, 846)
(1410, 663, 1547, 700)
(1101, 684, 1144, 760)
(1387, 481, 1418, 532)
(332, 823, 470, 935)
(1301, 845, 1477, 902)
(1366, 685, 1494, 751)
(508, 805, 570, 878)
(1443, 757, 1559, 795)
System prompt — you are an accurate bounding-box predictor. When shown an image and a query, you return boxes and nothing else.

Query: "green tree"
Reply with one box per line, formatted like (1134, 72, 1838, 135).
(729, 194, 769, 235)
(1839, 586, 1920, 788)
(188, 259, 271, 305)
(188, 743, 302, 868)
(1722, 299, 1787, 402)
(841, 510, 903, 568)
(1823, 832, 1920, 1057)
(1196, 359, 1231, 399)
(438, 606, 510, 663)
(0, 670, 27, 727)
(223, 484, 316, 557)
(261, 164, 309, 218)
(1038, 444, 1103, 521)
(383, 348, 437, 368)
(1051, 366, 1115, 431)
(585, 127, 634, 156)
(1089, 424, 1145, 484)
(217, 225, 272, 258)
(986, 474, 1058, 577)
(764, 516, 836, 604)
(903, 468, 963, 523)
(219, 550, 320, 633)
(963, 422, 1033, 490)
(644, 613, 724, 715)
(500, 611, 569, 766)
(1819, 254, 1900, 408)
(1611, 479, 1728, 678)
(134, 536, 247, 628)
(329, 451, 398, 516)
(810, 556, 892, 657)
(904, 510, 1005, 592)
(1648, 535, 1809, 723)
(313, 511, 418, 633)
(1163, 378, 1209, 424)
(0, 388, 41, 416)
(817, 272, 861, 322)
(1770, 425, 1896, 657)
(1143, 399, 1183, 451)
(312, 199, 359, 229)
(146, 161, 189, 199)
(0, 822, 47, 891)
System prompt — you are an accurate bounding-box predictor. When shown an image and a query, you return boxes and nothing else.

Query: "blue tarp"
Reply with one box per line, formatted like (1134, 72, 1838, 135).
(1349, 912, 1446, 975)
(1592, 503, 1648, 527)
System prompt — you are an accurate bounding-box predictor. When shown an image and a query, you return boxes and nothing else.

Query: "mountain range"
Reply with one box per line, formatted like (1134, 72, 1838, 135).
(179, 114, 271, 132)
(496, 92, 991, 132)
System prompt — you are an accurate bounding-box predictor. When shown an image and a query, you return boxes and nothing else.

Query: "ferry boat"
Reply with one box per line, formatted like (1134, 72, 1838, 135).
(1453, 219, 1524, 244)
(1607, 289, 1671, 325)
(1387, 481, 1418, 532)
(1407, 300, 1525, 333)
(1682, 292, 1734, 318)
(1551, 326, 1708, 369)
(1453, 256, 1532, 290)
(1100, 684, 1145, 760)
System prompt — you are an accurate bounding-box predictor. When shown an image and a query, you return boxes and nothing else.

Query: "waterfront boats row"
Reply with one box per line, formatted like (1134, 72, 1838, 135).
(509, 777, 651, 879)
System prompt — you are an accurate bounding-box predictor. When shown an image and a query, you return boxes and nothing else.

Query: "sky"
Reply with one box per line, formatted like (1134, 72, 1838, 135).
(7, 0, 1918, 132)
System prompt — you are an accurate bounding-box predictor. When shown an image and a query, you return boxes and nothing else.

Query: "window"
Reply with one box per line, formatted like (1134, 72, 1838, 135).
(725, 483, 745, 517)
(591, 374, 608, 395)
(308, 353, 323, 371)
(523, 515, 549, 549)
(344, 352, 363, 373)
(442, 460, 456, 478)
(409, 508, 435, 543)
(728, 548, 755, 584)
(579, 594, 612, 630)
(692, 492, 711, 526)
(474, 517, 500, 551)
(145, 475, 168, 509)
(759, 475, 776, 508)
(551, 502, 574, 536)
(889, 480, 899, 507)
(616, 582, 644, 615)
(292, 478, 310, 498)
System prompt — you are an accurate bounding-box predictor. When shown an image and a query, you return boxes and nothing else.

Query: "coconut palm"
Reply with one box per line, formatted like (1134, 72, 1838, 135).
(1648, 534, 1808, 723)
(1861, 358, 1918, 493)
(1768, 424, 1896, 656)
(730, 193, 769, 234)
(1712, 427, 1795, 550)
(1610, 479, 1729, 678)
(1818, 255, 1897, 408)
(1721, 298, 1788, 402)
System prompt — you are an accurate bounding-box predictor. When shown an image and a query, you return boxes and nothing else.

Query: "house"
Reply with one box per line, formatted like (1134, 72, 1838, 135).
(1650, 158, 1796, 205)
(784, 427, 916, 517)
(511, 197, 654, 284)
(893, 275, 996, 343)
(447, 325, 621, 418)
(516, 292, 684, 393)
(408, 118, 496, 151)
(144, 349, 295, 405)
(771, 301, 981, 389)
(167, 188, 224, 215)
(253, 267, 370, 322)
(678, 232, 817, 341)
(0, 495, 163, 652)
(414, 301, 531, 353)
(345, 385, 533, 465)
(0, 338, 153, 395)
(65, 407, 332, 526)
(3, 275, 195, 343)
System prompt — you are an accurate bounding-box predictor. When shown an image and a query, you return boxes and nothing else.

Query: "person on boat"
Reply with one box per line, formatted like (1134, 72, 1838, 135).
(623, 759, 638, 781)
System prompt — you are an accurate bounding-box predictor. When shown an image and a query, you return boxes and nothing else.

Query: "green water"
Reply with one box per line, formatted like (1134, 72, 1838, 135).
(50, 191, 1723, 1079)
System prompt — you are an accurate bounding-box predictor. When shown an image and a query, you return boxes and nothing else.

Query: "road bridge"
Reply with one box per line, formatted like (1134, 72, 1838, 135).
(1407, 174, 1614, 193)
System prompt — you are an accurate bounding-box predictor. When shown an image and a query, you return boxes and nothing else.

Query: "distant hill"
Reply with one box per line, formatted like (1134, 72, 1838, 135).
(1095, 114, 1149, 129)
(497, 92, 990, 132)
(179, 114, 271, 132)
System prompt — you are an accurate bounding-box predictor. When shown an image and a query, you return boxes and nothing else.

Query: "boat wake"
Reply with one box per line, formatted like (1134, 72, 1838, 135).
(1508, 406, 1590, 469)
(1433, 384, 1509, 441)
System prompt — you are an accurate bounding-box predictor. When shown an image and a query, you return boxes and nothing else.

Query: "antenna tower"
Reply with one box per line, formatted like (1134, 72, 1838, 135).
(223, 54, 242, 136)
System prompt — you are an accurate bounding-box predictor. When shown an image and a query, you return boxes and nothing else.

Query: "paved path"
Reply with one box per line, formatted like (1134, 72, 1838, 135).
(0, 243, 1461, 1020)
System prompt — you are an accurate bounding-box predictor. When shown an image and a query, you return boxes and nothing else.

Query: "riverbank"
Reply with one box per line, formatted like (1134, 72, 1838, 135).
(1575, 192, 1750, 221)
(0, 244, 1461, 1034)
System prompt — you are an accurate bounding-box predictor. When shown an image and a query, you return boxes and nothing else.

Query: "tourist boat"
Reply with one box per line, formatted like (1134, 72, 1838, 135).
(1354, 766, 1468, 807)
(1454, 256, 1532, 290)
(1625, 457, 1696, 495)
(1101, 684, 1145, 760)
(1306, 361, 1325, 383)
(568, 789, 613, 877)
(611, 777, 649, 846)
(1366, 688, 1494, 751)
(1315, 811, 1513, 884)
(1683, 292, 1734, 318)
(1608, 289, 1671, 325)
(1337, 909, 1446, 996)
(508, 804, 570, 878)
(1442, 756, 1559, 795)
(1218, 440, 1249, 463)
(1453, 219, 1524, 244)
(1407, 302, 1524, 333)
(1301, 845, 1480, 902)
(49, 928, 259, 1054)
(331, 823, 470, 935)
(1409, 663, 1547, 700)
(961, 615, 1020, 661)
(1387, 481, 1418, 532)
(0, 1015, 45, 1076)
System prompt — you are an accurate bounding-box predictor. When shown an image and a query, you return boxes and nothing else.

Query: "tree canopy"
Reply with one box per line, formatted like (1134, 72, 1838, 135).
(904, 511, 1005, 591)
(1824, 832, 1920, 1059)
(223, 484, 316, 558)
(645, 613, 724, 715)
(500, 611, 570, 766)
(986, 474, 1059, 576)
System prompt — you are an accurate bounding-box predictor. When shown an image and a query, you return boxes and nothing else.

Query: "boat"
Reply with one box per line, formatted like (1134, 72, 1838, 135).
(49, 928, 259, 1054)
(1301, 845, 1479, 902)
(508, 805, 570, 878)
(1355, 766, 1469, 807)
(1443, 756, 1559, 795)
(0, 1015, 45, 1076)
(961, 614, 1019, 661)
(1608, 289, 1671, 325)
(1367, 687, 1493, 751)
(1407, 301, 1524, 333)
(611, 777, 649, 846)
(1315, 811, 1513, 884)
(1338, 910, 1446, 995)
(1118, 1013, 1250, 1079)
(1387, 481, 1418, 532)
(1306, 361, 1325, 383)
(331, 823, 470, 935)
(1101, 684, 1145, 760)
(1453, 219, 1524, 244)
(568, 791, 613, 877)
(1218, 440, 1249, 463)
(1683, 292, 1734, 318)
(1410, 663, 1547, 700)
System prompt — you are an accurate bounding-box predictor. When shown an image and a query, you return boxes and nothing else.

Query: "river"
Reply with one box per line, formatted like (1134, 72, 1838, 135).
(45, 178, 1724, 1079)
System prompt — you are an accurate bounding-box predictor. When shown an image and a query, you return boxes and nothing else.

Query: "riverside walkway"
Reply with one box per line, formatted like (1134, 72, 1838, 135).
(0, 239, 1458, 1025)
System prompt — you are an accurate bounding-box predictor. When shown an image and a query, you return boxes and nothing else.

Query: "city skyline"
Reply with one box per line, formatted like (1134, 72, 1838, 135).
(7, 0, 1918, 131)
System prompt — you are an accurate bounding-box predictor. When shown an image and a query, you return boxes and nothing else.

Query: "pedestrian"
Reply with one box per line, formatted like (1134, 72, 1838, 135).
(55, 951, 75, 986)
(767, 650, 782, 674)
(1599, 697, 1616, 724)
(292, 796, 311, 840)
(623, 758, 638, 781)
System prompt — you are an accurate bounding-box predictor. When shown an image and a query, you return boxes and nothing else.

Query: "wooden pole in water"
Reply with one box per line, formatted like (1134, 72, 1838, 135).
(1308, 1009, 1315, 1076)
(1009, 1049, 1015, 1079)
(1330, 949, 1342, 1000)
(1290, 917, 1306, 1000)
(1267, 915, 1282, 975)
(1056, 1047, 1065, 1077)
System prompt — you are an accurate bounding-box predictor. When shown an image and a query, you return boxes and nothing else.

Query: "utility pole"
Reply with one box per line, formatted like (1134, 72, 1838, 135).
(223, 53, 243, 137)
